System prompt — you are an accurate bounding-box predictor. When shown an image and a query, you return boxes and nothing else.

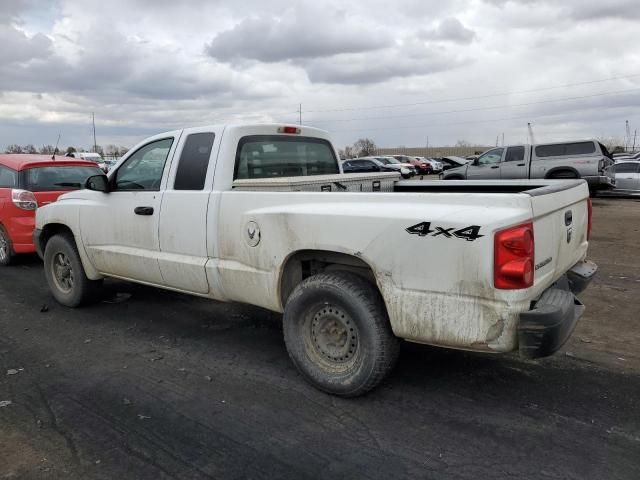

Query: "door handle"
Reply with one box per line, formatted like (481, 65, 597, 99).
(491, 165, 499, 169)
(134, 206, 154, 216)
(517, 163, 525, 166)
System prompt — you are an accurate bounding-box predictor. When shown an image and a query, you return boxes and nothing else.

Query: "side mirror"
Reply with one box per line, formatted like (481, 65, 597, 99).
(85, 174, 110, 193)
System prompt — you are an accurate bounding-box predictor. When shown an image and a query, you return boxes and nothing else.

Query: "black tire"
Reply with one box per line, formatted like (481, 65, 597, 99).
(548, 171, 578, 179)
(43, 233, 103, 307)
(0, 225, 14, 266)
(283, 271, 400, 397)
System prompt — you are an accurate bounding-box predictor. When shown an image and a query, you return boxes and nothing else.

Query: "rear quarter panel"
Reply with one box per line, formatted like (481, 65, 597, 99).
(215, 190, 539, 352)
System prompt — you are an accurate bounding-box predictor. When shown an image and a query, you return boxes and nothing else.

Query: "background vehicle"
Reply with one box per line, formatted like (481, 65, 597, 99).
(388, 155, 430, 175)
(611, 161, 640, 193)
(375, 156, 417, 176)
(438, 156, 469, 171)
(35, 124, 596, 396)
(344, 157, 415, 178)
(443, 140, 615, 193)
(418, 157, 443, 173)
(70, 152, 108, 172)
(614, 152, 640, 162)
(0, 154, 102, 266)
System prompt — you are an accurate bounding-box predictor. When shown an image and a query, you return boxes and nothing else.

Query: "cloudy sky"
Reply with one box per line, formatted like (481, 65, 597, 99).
(1, 0, 639, 151)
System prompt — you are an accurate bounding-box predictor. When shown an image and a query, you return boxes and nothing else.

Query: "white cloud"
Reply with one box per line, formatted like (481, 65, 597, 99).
(0, 0, 637, 150)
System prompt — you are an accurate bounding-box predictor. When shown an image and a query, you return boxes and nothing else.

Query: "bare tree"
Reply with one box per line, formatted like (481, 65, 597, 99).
(5, 144, 23, 154)
(39, 145, 56, 154)
(353, 138, 377, 157)
(596, 136, 625, 153)
(343, 146, 355, 158)
(66, 146, 77, 155)
(118, 146, 129, 157)
(455, 140, 472, 147)
(23, 144, 37, 154)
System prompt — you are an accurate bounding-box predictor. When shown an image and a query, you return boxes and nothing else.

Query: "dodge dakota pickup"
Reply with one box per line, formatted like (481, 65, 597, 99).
(34, 124, 597, 396)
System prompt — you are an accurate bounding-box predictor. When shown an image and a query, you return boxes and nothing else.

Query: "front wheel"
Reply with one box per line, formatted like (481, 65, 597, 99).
(43, 233, 103, 307)
(283, 271, 400, 397)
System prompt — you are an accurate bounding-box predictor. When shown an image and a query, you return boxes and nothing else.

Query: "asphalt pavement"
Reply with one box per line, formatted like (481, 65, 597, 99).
(1, 201, 640, 479)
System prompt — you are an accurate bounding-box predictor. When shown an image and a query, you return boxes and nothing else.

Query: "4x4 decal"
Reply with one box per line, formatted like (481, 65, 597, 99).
(406, 222, 484, 242)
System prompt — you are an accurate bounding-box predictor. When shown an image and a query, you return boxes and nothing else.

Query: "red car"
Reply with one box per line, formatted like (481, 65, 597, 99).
(0, 154, 103, 266)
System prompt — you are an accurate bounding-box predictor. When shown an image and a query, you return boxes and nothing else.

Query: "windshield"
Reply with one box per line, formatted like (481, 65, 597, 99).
(24, 165, 103, 191)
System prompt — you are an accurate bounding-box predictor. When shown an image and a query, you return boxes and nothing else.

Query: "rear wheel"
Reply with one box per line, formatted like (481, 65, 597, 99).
(0, 226, 14, 266)
(44, 233, 102, 307)
(283, 271, 400, 397)
(548, 170, 578, 179)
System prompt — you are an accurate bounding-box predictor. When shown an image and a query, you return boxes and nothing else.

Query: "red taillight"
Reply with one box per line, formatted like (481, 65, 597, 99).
(494, 222, 534, 290)
(11, 189, 38, 211)
(587, 198, 593, 240)
(278, 126, 301, 134)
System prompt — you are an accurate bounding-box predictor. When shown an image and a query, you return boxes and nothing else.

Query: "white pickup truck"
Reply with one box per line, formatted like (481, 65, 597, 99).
(34, 124, 597, 396)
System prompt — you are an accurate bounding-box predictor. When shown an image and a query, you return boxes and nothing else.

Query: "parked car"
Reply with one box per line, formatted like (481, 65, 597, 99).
(69, 152, 109, 172)
(343, 158, 412, 178)
(374, 156, 417, 177)
(438, 156, 469, 171)
(35, 124, 597, 396)
(0, 154, 103, 266)
(418, 157, 443, 173)
(614, 152, 640, 162)
(611, 161, 640, 193)
(400, 156, 431, 175)
(443, 140, 615, 194)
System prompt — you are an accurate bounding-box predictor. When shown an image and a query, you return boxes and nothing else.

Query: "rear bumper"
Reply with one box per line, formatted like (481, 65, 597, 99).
(584, 175, 615, 190)
(518, 260, 597, 359)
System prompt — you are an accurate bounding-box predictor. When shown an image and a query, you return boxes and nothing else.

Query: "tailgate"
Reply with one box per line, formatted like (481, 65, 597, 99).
(529, 181, 590, 289)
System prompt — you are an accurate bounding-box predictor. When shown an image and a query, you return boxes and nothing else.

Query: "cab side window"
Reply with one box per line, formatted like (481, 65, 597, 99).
(174, 133, 215, 191)
(505, 146, 525, 162)
(0, 166, 18, 188)
(477, 148, 504, 165)
(114, 138, 174, 191)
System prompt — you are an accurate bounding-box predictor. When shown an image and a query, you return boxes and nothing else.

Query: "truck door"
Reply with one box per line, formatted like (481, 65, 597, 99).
(500, 146, 528, 179)
(79, 135, 179, 284)
(157, 128, 221, 294)
(466, 148, 504, 179)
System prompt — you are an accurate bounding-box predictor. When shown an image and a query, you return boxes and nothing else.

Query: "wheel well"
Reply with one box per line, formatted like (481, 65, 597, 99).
(279, 250, 377, 307)
(39, 223, 74, 253)
(545, 167, 580, 179)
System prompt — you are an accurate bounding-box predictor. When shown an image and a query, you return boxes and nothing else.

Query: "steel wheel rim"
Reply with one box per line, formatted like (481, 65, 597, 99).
(52, 252, 74, 293)
(309, 304, 359, 365)
(0, 233, 7, 261)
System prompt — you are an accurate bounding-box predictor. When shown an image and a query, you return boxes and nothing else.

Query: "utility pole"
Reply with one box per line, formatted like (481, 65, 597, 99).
(298, 104, 302, 125)
(495, 135, 499, 147)
(502, 132, 505, 146)
(527, 123, 536, 145)
(625, 120, 631, 152)
(92, 112, 97, 153)
(633, 129, 637, 152)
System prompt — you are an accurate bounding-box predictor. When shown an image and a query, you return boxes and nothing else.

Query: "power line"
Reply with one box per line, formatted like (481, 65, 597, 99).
(301, 72, 640, 114)
(329, 108, 619, 134)
(308, 87, 640, 124)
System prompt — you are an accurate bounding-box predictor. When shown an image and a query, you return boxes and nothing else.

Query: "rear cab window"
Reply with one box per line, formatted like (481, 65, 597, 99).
(234, 136, 339, 180)
(22, 165, 103, 191)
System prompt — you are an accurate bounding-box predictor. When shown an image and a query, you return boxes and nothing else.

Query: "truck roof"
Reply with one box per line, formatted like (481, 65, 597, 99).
(0, 154, 97, 171)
